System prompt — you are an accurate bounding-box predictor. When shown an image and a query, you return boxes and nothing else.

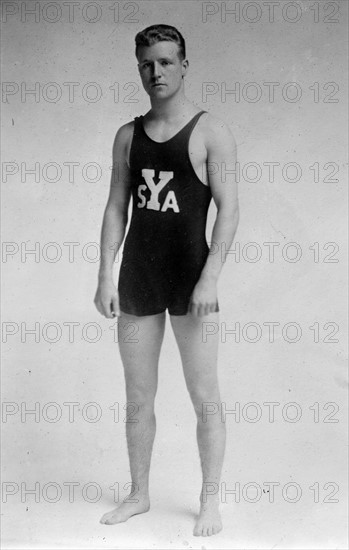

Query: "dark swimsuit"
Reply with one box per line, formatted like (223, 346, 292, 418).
(118, 110, 219, 316)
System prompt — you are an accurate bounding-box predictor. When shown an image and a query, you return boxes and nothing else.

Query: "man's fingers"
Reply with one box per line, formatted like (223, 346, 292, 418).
(209, 302, 217, 314)
(99, 298, 117, 319)
(188, 300, 218, 317)
(101, 302, 112, 318)
(94, 284, 119, 319)
(196, 303, 204, 317)
(199, 302, 217, 316)
(94, 298, 103, 316)
(203, 303, 211, 316)
(189, 301, 198, 317)
(111, 295, 120, 317)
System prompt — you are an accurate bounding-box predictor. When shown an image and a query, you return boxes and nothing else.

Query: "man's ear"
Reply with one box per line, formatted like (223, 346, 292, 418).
(182, 59, 189, 78)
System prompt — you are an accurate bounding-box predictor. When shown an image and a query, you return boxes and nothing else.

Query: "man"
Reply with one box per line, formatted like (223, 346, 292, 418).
(94, 24, 239, 537)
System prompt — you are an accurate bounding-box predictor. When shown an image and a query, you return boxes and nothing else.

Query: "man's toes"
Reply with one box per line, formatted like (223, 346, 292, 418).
(103, 514, 116, 525)
(194, 523, 203, 536)
(213, 524, 222, 535)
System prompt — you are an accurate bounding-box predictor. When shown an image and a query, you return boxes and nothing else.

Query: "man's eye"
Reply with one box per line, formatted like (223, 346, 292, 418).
(162, 61, 169, 66)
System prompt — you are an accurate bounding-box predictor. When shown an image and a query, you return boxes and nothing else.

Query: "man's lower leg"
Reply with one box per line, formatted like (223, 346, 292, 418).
(194, 391, 226, 536)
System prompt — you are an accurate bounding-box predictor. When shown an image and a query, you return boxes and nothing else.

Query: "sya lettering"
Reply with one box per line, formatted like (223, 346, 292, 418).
(137, 169, 179, 213)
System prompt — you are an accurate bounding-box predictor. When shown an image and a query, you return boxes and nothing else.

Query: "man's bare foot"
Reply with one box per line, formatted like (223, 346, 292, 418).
(100, 496, 150, 525)
(193, 497, 222, 537)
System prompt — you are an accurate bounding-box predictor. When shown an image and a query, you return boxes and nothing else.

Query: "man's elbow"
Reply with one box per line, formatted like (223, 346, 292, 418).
(218, 201, 239, 226)
(105, 201, 128, 226)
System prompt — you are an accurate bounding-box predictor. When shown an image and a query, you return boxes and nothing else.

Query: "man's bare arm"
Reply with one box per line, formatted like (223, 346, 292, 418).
(94, 123, 133, 318)
(189, 118, 239, 317)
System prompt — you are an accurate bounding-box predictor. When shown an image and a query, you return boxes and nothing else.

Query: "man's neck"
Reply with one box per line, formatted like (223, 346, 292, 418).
(148, 92, 193, 121)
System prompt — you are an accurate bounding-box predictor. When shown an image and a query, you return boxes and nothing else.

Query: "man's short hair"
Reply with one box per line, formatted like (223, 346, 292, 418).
(135, 24, 186, 60)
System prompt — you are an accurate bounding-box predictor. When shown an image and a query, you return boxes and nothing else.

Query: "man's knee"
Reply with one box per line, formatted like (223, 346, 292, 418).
(126, 382, 156, 411)
(187, 383, 220, 417)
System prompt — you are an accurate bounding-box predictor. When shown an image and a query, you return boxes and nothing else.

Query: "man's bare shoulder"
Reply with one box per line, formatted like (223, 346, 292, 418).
(111, 121, 135, 167)
(113, 120, 135, 149)
(198, 111, 236, 150)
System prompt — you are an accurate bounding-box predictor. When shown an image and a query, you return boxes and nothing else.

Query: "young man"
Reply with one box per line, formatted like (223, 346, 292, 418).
(94, 24, 239, 537)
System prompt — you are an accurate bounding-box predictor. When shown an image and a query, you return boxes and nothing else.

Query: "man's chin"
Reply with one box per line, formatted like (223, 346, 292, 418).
(148, 87, 169, 97)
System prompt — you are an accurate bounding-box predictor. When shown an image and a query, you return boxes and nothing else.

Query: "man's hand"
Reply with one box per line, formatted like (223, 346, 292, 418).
(94, 278, 120, 319)
(188, 277, 218, 317)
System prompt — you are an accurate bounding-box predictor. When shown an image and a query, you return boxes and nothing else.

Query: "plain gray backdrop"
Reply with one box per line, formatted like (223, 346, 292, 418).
(1, 1, 348, 548)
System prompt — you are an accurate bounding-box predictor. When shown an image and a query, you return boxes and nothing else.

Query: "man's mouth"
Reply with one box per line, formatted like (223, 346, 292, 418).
(152, 83, 166, 87)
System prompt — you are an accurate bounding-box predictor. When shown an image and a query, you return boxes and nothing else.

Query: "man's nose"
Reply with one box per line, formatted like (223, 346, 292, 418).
(152, 62, 162, 78)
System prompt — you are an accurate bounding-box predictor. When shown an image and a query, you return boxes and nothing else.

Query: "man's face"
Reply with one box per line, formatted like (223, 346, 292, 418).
(137, 41, 188, 99)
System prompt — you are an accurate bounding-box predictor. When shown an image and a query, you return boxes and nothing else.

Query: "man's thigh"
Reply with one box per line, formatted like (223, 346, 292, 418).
(118, 311, 166, 388)
(169, 312, 220, 383)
